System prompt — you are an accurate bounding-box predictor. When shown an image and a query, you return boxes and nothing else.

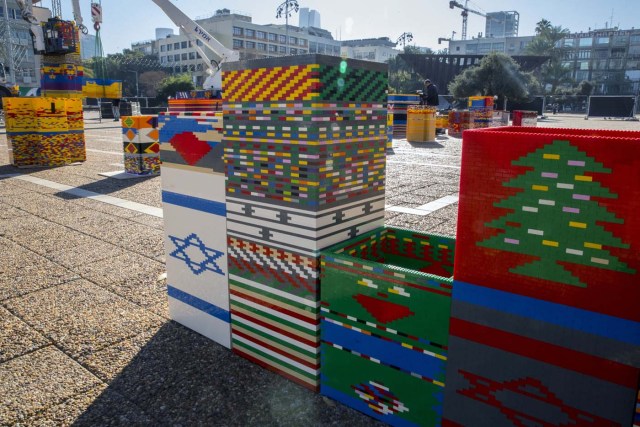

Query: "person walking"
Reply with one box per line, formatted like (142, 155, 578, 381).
(111, 98, 121, 121)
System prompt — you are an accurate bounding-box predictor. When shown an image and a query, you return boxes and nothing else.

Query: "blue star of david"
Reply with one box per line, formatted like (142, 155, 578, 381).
(169, 233, 225, 276)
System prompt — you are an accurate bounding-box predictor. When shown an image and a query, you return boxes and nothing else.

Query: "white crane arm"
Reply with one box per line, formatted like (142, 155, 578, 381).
(151, 0, 239, 73)
(71, 0, 88, 34)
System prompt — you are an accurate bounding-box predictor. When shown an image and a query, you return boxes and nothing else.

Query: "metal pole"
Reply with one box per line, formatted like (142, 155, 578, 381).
(285, 4, 289, 56)
(3, 0, 16, 84)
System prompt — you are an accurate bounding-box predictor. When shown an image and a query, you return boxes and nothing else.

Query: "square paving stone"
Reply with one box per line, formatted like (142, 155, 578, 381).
(75, 253, 168, 317)
(3, 280, 165, 358)
(0, 346, 102, 425)
(27, 383, 153, 427)
(0, 237, 80, 301)
(0, 306, 50, 363)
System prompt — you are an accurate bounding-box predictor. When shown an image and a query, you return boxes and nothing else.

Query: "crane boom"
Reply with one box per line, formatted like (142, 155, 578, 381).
(151, 0, 239, 90)
(71, 0, 88, 34)
(449, 0, 488, 40)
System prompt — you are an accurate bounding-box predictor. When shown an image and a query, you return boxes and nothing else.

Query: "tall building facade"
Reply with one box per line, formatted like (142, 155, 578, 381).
(341, 37, 400, 63)
(0, 0, 45, 90)
(448, 35, 534, 56)
(299, 7, 320, 29)
(560, 27, 640, 95)
(141, 9, 340, 88)
(485, 11, 519, 38)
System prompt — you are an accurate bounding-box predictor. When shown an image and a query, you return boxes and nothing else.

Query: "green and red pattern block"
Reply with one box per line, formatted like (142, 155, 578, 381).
(444, 127, 640, 426)
(223, 55, 388, 391)
(321, 227, 455, 426)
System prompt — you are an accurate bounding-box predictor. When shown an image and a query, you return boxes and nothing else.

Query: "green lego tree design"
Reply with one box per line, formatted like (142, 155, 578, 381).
(478, 139, 635, 287)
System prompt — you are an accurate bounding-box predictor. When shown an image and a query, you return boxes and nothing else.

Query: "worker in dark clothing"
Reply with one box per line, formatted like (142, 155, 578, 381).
(420, 79, 439, 107)
(111, 98, 121, 121)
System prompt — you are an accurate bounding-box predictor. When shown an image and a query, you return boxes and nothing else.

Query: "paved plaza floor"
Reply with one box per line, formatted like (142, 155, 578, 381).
(0, 113, 637, 426)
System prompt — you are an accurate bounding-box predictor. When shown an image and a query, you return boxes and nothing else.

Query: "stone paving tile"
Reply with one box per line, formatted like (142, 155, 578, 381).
(53, 210, 132, 235)
(421, 220, 458, 237)
(384, 212, 433, 228)
(0, 346, 102, 425)
(0, 237, 80, 302)
(0, 201, 29, 220)
(74, 253, 168, 317)
(430, 203, 460, 221)
(46, 239, 124, 269)
(89, 323, 382, 426)
(27, 383, 153, 427)
(0, 306, 50, 363)
(4, 281, 165, 359)
(7, 222, 95, 256)
(99, 222, 165, 261)
(64, 197, 148, 219)
(128, 213, 165, 231)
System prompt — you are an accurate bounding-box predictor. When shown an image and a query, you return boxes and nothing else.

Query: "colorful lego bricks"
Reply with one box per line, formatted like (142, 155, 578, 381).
(512, 110, 538, 126)
(447, 111, 472, 138)
(168, 99, 223, 112)
(121, 115, 161, 175)
(444, 127, 640, 426)
(320, 227, 455, 426)
(406, 106, 436, 143)
(159, 111, 231, 348)
(41, 63, 84, 98)
(222, 54, 388, 391)
(388, 94, 420, 139)
(3, 97, 85, 167)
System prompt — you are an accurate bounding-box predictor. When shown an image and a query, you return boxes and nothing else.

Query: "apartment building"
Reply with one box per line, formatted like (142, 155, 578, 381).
(341, 37, 400, 63)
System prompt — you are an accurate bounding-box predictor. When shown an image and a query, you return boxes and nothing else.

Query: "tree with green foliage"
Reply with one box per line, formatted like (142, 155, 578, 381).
(526, 20, 572, 93)
(156, 73, 195, 102)
(387, 46, 433, 93)
(448, 52, 540, 105)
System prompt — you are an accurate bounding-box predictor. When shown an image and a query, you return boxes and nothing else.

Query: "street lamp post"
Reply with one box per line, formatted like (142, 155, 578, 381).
(276, 0, 299, 56)
(396, 32, 414, 49)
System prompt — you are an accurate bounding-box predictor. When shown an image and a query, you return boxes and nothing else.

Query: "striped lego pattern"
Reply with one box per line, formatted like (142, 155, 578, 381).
(41, 63, 84, 98)
(388, 94, 420, 139)
(444, 127, 640, 426)
(2, 97, 85, 167)
(320, 227, 454, 426)
(159, 111, 231, 347)
(222, 55, 388, 391)
(121, 115, 161, 175)
(168, 98, 222, 112)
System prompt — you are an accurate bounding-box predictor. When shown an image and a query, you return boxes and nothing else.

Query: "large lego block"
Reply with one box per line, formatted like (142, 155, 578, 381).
(82, 78, 122, 99)
(388, 94, 420, 138)
(320, 226, 454, 426)
(41, 63, 84, 98)
(222, 55, 388, 390)
(121, 115, 160, 175)
(168, 98, 222, 112)
(444, 127, 640, 425)
(159, 111, 230, 347)
(3, 97, 85, 167)
(321, 325, 445, 427)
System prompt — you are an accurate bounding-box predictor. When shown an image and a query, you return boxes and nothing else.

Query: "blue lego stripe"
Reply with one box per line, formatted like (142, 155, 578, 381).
(321, 320, 446, 380)
(167, 285, 230, 323)
(162, 191, 226, 217)
(452, 280, 640, 346)
(320, 383, 423, 427)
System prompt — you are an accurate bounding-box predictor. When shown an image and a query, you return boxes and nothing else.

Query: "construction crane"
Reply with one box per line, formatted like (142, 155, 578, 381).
(449, 0, 488, 41)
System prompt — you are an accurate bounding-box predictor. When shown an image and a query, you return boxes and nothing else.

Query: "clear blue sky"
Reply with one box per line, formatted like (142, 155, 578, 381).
(54, 0, 640, 54)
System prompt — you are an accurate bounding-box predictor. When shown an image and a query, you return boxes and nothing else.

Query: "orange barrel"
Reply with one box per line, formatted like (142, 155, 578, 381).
(407, 105, 437, 142)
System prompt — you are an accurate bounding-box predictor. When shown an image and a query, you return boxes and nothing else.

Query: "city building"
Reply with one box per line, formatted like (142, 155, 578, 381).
(299, 7, 320, 29)
(80, 33, 97, 60)
(485, 11, 519, 38)
(559, 27, 640, 95)
(139, 9, 340, 87)
(448, 35, 534, 56)
(340, 37, 400, 63)
(0, 0, 46, 91)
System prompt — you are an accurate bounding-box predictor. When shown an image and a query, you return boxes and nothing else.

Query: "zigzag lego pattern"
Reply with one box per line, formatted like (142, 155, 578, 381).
(444, 127, 640, 426)
(2, 97, 85, 167)
(121, 115, 161, 175)
(222, 54, 388, 391)
(223, 60, 387, 102)
(320, 227, 454, 426)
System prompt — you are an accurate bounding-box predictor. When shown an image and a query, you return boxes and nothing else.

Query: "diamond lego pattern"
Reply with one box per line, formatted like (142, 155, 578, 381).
(444, 127, 640, 426)
(121, 115, 161, 175)
(2, 97, 85, 167)
(159, 111, 231, 348)
(320, 226, 454, 426)
(222, 54, 388, 391)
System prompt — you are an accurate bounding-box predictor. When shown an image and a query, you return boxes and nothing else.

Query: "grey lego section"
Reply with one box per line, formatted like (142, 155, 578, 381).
(442, 336, 636, 426)
(452, 300, 640, 367)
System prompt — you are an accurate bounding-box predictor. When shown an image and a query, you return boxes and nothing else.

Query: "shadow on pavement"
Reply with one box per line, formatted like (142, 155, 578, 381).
(72, 322, 382, 426)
